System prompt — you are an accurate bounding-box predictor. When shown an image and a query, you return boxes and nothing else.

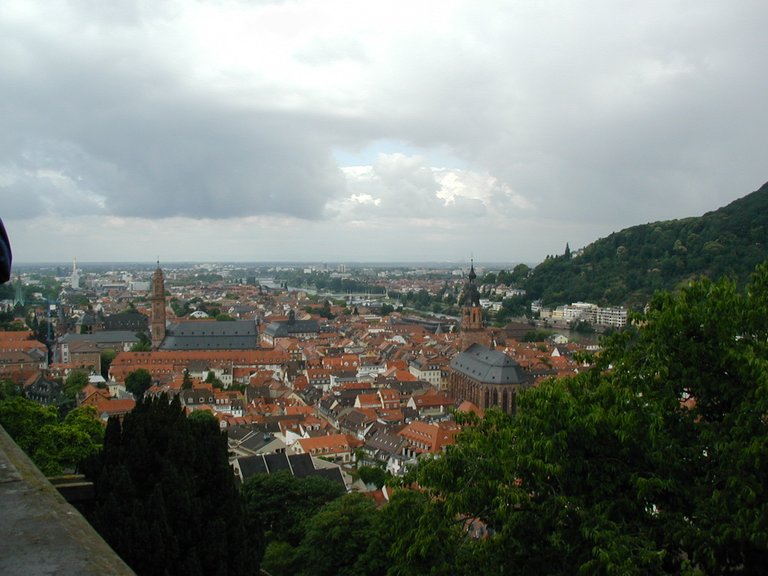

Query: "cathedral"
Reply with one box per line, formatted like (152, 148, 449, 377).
(448, 342, 529, 414)
(448, 260, 530, 414)
(150, 263, 259, 351)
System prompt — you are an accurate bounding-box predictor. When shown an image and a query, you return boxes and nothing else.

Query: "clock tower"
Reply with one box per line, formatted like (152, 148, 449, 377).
(460, 259, 489, 350)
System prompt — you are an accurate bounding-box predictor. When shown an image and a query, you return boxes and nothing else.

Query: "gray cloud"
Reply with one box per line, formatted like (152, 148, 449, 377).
(0, 3, 346, 221)
(2, 0, 766, 263)
(349, 2, 768, 227)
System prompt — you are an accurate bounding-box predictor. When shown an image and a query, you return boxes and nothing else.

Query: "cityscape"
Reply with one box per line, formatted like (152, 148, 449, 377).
(2, 0, 767, 573)
(3, 257, 608, 432)
(3, 249, 767, 574)
(0, 255, 620, 572)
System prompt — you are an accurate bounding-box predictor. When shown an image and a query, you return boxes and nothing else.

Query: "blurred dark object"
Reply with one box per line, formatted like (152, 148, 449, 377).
(0, 218, 11, 284)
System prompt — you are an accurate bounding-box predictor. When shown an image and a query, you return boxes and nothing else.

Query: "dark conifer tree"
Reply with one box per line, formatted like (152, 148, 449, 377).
(85, 395, 256, 575)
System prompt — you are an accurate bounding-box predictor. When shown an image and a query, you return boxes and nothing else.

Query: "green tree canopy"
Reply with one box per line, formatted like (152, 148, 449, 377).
(510, 263, 531, 285)
(481, 272, 497, 285)
(100, 349, 116, 381)
(262, 493, 381, 576)
(130, 331, 151, 352)
(241, 470, 345, 555)
(124, 368, 152, 399)
(204, 371, 223, 388)
(63, 370, 89, 401)
(293, 493, 380, 576)
(0, 378, 20, 400)
(0, 398, 102, 476)
(181, 369, 193, 390)
(399, 262, 768, 575)
(63, 405, 105, 445)
(0, 396, 58, 444)
(373, 488, 464, 576)
(357, 465, 389, 489)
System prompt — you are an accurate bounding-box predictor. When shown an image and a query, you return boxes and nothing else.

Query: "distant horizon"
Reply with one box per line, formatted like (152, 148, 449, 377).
(12, 259, 538, 269)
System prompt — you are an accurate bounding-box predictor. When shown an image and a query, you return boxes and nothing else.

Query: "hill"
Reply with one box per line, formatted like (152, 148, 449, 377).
(524, 181, 768, 307)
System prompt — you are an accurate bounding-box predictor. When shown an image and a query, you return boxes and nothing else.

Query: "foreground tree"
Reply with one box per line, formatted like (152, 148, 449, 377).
(356, 465, 390, 489)
(0, 398, 102, 475)
(84, 395, 255, 575)
(372, 489, 465, 576)
(261, 493, 381, 576)
(241, 470, 344, 562)
(406, 263, 768, 575)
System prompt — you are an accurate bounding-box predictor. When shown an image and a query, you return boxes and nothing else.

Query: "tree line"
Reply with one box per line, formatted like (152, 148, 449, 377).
(525, 182, 768, 307)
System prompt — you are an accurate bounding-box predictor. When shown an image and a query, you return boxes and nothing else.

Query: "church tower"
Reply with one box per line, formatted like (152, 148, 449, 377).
(459, 259, 488, 350)
(71, 258, 80, 290)
(150, 262, 166, 350)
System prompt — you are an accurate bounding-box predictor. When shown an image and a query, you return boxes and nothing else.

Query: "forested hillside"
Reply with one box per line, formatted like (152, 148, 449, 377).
(525, 181, 768, 307)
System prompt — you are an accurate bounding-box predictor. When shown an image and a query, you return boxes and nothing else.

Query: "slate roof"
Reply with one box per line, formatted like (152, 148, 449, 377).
(160, 320, 258, 350)
(59, 331, 139, 346)
(236, 452, 345, 487)
(450, 343, 527, 385)
(312, 467, 345, 485)
(264, 319, 320, 339)
(227, 424, 254, 442)
(365, 430, 407, 456)
(288, 453, 316, 478)
(263, 453, 292, 474)
(238, 454, 269, 478)
(239, 433, 279, 454)
(24, 375, 64, 406)
(102, 311, 149, 332)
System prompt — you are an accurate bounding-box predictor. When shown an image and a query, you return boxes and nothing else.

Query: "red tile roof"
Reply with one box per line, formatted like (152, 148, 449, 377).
(398, 420, 459, 454)
(297, 433, 363, 455)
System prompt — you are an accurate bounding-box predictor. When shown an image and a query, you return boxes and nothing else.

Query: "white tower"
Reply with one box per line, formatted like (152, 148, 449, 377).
(71, 259, 80, 290)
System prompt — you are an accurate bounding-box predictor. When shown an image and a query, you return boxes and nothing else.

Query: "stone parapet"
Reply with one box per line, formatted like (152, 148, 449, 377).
(0, 424, 134, 575)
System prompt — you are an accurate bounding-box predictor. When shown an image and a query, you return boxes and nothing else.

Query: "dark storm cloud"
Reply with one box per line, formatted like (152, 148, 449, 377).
(3, 0, 768, 264)
(0, 4, 345, 221)
(352, 1, 768, 228)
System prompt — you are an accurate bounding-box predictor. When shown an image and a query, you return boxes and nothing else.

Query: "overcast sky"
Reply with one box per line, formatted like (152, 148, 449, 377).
(2, 0, 766, 265)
